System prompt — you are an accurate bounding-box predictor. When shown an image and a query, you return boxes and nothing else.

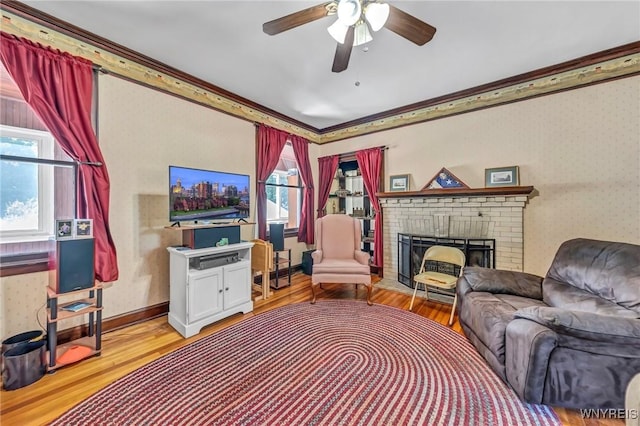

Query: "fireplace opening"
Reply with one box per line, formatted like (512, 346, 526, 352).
(398, 234, 495, 289)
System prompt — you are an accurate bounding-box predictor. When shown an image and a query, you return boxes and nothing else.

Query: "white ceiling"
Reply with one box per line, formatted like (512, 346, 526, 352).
(19, 1, 640, 129)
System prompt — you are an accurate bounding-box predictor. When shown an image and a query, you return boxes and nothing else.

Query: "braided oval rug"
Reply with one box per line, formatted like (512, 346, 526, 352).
(51, 301, 559, 426)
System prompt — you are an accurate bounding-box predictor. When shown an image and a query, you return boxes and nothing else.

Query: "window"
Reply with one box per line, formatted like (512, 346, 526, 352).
(265, 143, 301, 232)
(0, 125, 55, 242)
(0, 61, 76, 275)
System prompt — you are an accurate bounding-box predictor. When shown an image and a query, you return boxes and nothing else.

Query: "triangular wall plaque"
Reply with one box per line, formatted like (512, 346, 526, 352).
(422, 167, 470, 190)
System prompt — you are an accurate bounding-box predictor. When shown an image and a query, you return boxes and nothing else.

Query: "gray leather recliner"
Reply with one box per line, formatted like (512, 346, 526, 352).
(457, 238, 640, 409)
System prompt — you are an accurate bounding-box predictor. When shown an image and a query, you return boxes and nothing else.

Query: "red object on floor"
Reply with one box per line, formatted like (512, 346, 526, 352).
(56, 345, 91, 365)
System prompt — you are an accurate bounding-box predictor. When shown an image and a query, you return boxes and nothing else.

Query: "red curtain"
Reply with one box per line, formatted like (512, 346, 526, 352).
(256, 125, 287, 240)
(0, 32, 118, 282)
(356, 147, 383, 269)
(317, 155, 339, 218)
(290, 135, 314, 244)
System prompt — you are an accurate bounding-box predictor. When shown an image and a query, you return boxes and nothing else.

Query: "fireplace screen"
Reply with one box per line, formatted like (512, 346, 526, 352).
(398, 234, 495, 288)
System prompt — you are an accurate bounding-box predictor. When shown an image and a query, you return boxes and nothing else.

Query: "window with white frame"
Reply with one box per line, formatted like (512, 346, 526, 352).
(265, 143, 301, 230)
(0, 125, 55, 242)
(0, 61, 77, 274)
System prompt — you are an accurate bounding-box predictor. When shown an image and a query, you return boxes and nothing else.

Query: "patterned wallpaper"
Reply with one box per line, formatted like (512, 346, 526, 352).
(1, 73, 638, 339)
(1, 75, 257, 339)
(319, 75, 640, 275)
(1, 8, 638, 144)
(96, 75, 256, 322)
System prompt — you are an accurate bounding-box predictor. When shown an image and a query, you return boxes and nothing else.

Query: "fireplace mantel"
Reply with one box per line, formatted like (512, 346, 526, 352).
(377, 186, 534, 199)
(380, 185, 535, 276)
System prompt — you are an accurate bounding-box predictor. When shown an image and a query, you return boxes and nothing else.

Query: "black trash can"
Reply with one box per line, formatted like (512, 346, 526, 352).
(1, 330, 44, 382)
(302, 250, 314, 275)
(2, 330, 44, 356)
(2, 337, 46, 390)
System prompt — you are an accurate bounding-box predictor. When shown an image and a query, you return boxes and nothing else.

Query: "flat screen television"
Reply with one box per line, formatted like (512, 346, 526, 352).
(169, 165, 250, 224)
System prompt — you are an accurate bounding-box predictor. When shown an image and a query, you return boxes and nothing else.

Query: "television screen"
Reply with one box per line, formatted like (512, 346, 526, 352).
(169, 166, 250, 223)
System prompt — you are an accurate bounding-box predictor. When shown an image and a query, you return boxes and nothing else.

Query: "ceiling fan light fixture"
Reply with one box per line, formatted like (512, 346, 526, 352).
(263, 0, 436, 73)
(364, 2, 390, 32)
(353, 21, 373, 46)
(337, 0, 362, 27)
(328, 19, 350, 44)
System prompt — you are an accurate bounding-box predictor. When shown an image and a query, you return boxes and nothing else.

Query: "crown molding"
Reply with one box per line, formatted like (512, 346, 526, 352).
(0, 2, 319, 140)
(2, 1, 639, 145)
(317, 47, 640, 143)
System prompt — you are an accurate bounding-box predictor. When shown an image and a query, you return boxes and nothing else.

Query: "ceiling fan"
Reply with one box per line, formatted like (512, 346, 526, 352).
(263, 0, 436, 73)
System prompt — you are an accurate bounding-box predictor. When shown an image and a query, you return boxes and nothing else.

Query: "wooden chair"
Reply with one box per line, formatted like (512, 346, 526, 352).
(250, 239, 273, 300)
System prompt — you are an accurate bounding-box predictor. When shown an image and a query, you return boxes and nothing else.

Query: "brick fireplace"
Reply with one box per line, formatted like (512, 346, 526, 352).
(378, 187, 534, 284)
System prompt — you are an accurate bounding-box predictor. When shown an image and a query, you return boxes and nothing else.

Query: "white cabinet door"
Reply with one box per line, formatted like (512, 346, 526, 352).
(188, 268, 224, 323)
(223, 261, 251, 310)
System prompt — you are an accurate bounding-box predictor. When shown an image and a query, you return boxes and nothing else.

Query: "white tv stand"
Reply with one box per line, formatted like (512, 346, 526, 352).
(166, 241, 254, 338)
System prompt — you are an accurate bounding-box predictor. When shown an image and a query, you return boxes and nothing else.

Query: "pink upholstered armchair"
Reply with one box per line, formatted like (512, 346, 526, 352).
(311, 214, 372, 305)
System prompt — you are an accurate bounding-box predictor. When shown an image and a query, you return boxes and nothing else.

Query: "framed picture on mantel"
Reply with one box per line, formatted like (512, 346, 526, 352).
(485, 166, 520, 187)
(389, 174, 409, 192)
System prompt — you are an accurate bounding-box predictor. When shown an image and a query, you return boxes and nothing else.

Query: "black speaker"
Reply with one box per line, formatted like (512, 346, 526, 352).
(182, 226, 241, 249)
(50, 239, 95, 293)
(269, 223, 285, 251)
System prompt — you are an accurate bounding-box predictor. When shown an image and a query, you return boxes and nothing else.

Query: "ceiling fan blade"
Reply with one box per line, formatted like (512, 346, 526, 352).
(385, 4, 436, 46)
(263, 2, 335, 35)
(332, 26, 355, 73)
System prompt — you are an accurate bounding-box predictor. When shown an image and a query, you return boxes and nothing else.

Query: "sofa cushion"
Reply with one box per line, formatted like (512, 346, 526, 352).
(543, 278, 640, 318)
(545, 239, 640, 314)
(495, 294, 548, 311)
(515, 306, 640, 344)
(458, 291, 547, 364)
(462, 267, 543, 299)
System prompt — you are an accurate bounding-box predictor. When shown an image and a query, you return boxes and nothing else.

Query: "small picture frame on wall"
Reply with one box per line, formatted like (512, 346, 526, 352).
(389, 174, 410, 192)
(74, 219, 93, 238)
(55, 219, 74, 240)
(485, 166, 520, 187)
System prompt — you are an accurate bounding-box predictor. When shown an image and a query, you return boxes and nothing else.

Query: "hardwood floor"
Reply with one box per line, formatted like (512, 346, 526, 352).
(0, 272, 624, 426)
